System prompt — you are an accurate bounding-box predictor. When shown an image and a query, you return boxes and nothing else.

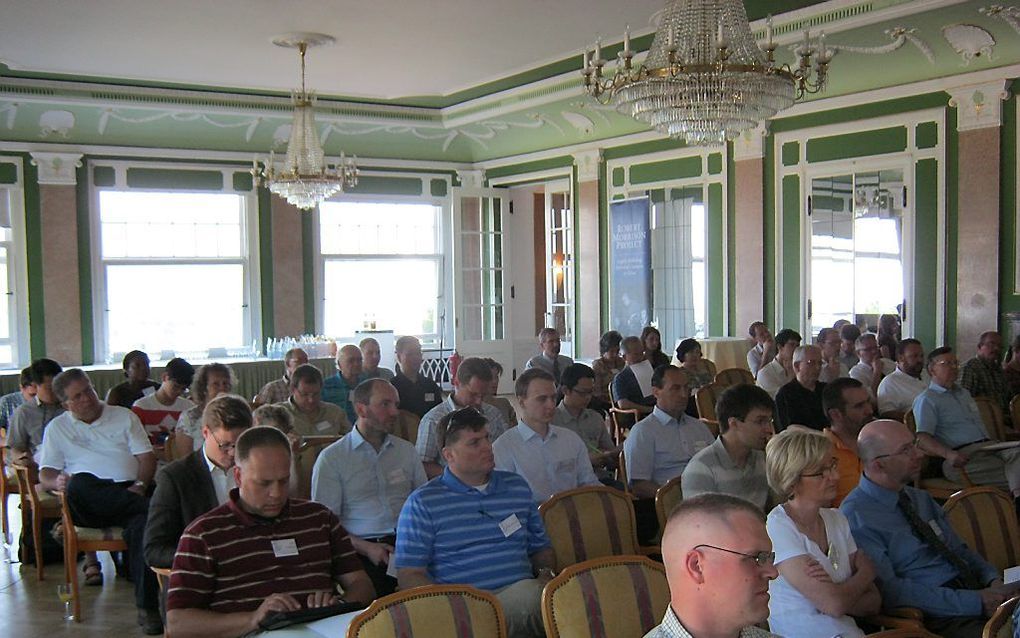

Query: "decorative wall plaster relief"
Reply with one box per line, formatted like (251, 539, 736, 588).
(321, 115, 550, 152)
(97, 109, 261, 141)
(566, 101, 613, 126)
(942, 24, 995, 65)
(946, 80, 1010, 131)
(456, 169, 484, 188)
(0, 103, 17, 129)
(38, 110, 75, 138)
(572, 149, 603, 182)
(28, 152, 83, 185)
(980, 6, 1020, 34)
(733, 123, 769, 161)
(272, 124, 291, 148)
(561, 111, 596, 135)
(824, 27, 936, 64)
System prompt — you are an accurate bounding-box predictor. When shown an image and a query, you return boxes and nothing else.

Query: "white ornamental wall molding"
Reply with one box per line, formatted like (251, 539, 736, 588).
(800, 26, 936, 64)
(946, 80, 1010, 131)
(29, 151, 83, 185)
(980, 5, 1020, 33)
(942, 24, 996, 65)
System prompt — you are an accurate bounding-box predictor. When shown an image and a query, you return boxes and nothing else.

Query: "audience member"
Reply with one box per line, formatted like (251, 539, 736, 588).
(682, 384, 774, 510)
(877, 313, 902, 361)
(839, 324, 862, 369)
(0, 366, 35, 431)
(106, 350, 160, 409)
(525, 327, 573, 384)
(644, 493, 779, 638)
(913, 347, 1020, 497)
(360, 337, 394, 381)
(960, 331, 1010, 418)
(850, 333, 895, 400)
(817, 327, 850, 383)
(166, 427, 374, 638)
(775, 345, 827, 431)
(131, 357, 194, 445)
(7, 357, 63, 465)
(323, 344, 367, 424)
(144, 394, 252, 569)
(38, 369, 161, 634)
(756, 329, 800, 398)
(764, 429, 880, 638)
(842, 420, 1018, 638)
(482, 357, 517, 426)
(642, 326, 672, 368)
(396, 407, 554, 638)
(676, 338, 716, 417)
(389, 335, 442, 417)
(611, 335, 656, 414)
(311, 379, 425, 597)
(251, 403, 302, 496)
(278, 364, 350, 437)
(590, 330, 625, 413)
(494, 369, 598, 504)
(877, 338, 928, 420)
(552, 363, 619, 482)
(416, 356, 509, 478)
(254, 348, 308, 407)
(747, 321, 777, 377)
(1003, 334, 1020, 400)
(822, 377, 873, 505)
(174, 363, 234, 456)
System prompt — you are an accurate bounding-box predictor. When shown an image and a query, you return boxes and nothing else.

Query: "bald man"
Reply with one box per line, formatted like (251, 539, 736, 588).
(645, 493, 778, 638)
(841, 420, 1018, 638)
(322, 344, 367, 424)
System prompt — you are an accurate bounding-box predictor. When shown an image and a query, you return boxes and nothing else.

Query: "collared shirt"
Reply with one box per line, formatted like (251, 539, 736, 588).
(878, 368, 929, 416)
(279, 397, 351, 438)
(38, 405, 152, 482)
(525, 353, 574, 383)
(257, 376, 291, 405)
(681, 436, 768, 509)
(623, 407, 714, 486)
(6, 396, 65, 459)
(394, 468, 551, 591)
(913, 382, 989, 449)
(747, 342, 766, 377)
(493, 420, 600, 503)
(960, 356, 1011, 414)
(775, 379, 828, 432)
(322, 372, 367, 424)
(839, 351, 860, 369)
(840, 475, 997, 617)
(818, 360, 850, 383)
(591, 357, 624, 402)
(390, 371, 443, 418)
(849, 358, 897, 397)
(824, 428, 863, 507)
(364, 367, 395, 381)
(0, 390, 25, 431)
(310, 426, 427, 538)
(755, 359, 793, 398)
(643, 607, 776, 638)
(552, 402, 613, 453)
(202, 446, 232, 506)
(415, 395, 509, 466)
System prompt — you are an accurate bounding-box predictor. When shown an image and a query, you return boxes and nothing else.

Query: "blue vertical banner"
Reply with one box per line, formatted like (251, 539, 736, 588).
(609, 198, 651, 337)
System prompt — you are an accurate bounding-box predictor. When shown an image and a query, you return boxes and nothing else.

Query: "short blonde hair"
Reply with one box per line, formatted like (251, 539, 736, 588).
(252, 404, 294, 433)
(765, 428, 832, 500)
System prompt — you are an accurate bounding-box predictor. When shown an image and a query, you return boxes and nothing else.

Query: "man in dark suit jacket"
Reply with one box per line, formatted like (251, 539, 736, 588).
(144, 394, 252, 568)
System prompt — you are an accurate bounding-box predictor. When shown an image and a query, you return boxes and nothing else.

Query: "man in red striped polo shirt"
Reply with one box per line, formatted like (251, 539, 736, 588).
(165, 426, 375, 638)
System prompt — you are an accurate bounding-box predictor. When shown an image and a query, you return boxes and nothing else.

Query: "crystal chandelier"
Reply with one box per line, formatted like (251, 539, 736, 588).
(252, 33, 358, 210)
(582, 0, 834, 146)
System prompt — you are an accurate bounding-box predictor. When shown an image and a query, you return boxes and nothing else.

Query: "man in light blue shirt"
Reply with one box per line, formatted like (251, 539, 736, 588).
(524, 327, 573, 385)
(494, 369, 599, 504)
(311, 378, 426, 596)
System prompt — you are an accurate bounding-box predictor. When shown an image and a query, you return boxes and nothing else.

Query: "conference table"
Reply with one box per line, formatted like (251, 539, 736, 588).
(670, 337, 751, 371)
(257, 609, 362, 637)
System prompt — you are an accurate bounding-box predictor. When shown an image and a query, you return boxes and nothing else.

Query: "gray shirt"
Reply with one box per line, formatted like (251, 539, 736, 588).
(525, 353, 574, 383)
(681, 436, 768, 510)
(7, 397, 65, 459)
(551, 402, 613, 453)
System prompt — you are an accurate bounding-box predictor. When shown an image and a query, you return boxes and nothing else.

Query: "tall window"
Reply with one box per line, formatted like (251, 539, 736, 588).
(545, 185, 573, 354)
(96, 191, 255, 362)
(651, 187, 707, 343)
(0, 186, 27, 368)
(319, 201, 443, 343)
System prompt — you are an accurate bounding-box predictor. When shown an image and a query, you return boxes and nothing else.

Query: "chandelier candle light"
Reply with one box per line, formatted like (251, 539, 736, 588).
(252, 33, 358, 210)
(582, 0, 834, 146)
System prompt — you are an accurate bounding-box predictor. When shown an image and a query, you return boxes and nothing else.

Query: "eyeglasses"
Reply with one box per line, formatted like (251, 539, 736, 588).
(693, 544, 775, 567)
(932, 360, 959, 369)
(801, 458, 839, 478)
(568, 387, 594, 397)
(208, 429, 237, 453)
(872, 436, 920, 460)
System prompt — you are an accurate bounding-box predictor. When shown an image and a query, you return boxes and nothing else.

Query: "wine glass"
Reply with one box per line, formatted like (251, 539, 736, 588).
(56, 584, 73, 620)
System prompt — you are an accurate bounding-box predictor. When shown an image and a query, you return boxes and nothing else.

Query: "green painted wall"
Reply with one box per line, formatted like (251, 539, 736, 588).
(1000, 96, 1019, 324)
(781, 174, 801, 327)
(708, 182, 724, 335)
(914, 158, 939, 349)
(257, 186, 274, 343)
(76, 162, 94, 364)
(22, 157, 45, 359)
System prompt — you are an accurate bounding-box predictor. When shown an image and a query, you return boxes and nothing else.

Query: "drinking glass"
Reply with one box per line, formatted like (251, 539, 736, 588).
(56, 584, 73, 620)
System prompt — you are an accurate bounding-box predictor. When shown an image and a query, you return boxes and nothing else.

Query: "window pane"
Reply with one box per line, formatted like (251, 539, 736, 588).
(319, 202, 439, 255)
(323, 259, 439, 337)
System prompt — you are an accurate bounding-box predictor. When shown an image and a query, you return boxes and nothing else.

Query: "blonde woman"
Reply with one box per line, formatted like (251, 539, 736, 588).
(173, 363, 235, 457)
(764, 428, 880, 638)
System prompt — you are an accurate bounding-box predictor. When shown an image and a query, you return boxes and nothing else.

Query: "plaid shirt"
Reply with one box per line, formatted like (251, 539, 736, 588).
(644, 607, 777, 638)
(960, 356, 1010, 415)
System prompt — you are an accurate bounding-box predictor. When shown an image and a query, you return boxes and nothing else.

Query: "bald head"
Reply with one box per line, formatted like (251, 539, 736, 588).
(336, 344, 364, 380)
(858, 419, 921, 490)
(857, 419, 908, 462)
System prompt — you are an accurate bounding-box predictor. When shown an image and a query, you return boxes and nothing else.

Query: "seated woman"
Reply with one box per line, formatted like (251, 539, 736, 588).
(676, 338, 716, 417)
(173, 363, 235, 457)
(764, 428, 881, 638)
(591, 330, 624, 413)
(641, 326, 671, 368)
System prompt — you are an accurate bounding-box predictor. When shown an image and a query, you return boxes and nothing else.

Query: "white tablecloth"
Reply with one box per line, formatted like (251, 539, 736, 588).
(698, 337, 752, 371)
(257, 609, 362, 638)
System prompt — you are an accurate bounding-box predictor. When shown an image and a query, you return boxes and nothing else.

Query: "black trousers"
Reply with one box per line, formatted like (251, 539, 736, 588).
(66, 473, 158, 611)
(358, 535, 398, 598)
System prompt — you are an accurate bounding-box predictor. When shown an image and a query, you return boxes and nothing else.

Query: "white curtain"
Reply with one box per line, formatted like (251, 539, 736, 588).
(651, 191, 696, 349)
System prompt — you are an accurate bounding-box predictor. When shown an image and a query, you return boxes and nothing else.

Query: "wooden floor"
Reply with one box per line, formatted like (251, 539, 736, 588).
(1, 495, 144, 637)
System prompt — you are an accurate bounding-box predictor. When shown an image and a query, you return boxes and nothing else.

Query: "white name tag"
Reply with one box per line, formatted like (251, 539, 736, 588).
(555, 459, 576, 474)
(142, 386, 156, 397)
(315, 420, 332, 432)
(1005, 566, 1020, 585)
(928, 519, 944, 539)
(499, 513, 522, 538)
(271, 538, 299, 558)
(424, 393, 435, 402)
(388, 468, 406, 484)
(348, 391, 355, 401)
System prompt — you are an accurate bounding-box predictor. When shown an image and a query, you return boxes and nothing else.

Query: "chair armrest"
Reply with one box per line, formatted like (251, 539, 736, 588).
(858, 607, 925, 631)
(638, 545, 661, 557)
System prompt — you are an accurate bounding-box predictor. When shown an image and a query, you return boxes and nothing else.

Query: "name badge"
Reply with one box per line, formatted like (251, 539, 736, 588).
(928, 519, 944, 539)
(348, 391, 355, 402)
(555, 459, 576, 474)
(142, 386, 156, 397)
(424, 393, 435, 402)
(271, 538, 299, 558)
(387, 468, 406, 484)
(499, 513, 522, 538)
(315, 420, 333, 432)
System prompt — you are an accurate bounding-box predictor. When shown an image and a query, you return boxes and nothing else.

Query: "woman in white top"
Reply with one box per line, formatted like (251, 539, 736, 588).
(764, 428, 881, 638)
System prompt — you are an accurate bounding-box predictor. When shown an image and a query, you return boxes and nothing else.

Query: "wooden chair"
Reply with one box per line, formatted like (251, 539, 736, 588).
(346, 584, 506, 638)
(0, 429, 20, 546)
(57, 490, 129, 622)
(654, 476, 683, 537)
(974, 396, 1020, 441)
(617, 451, 629, 494)
(608, 407, 640, 447)
(863, 629, 939, 638)
(162, 430, 178, 463)
(12, 463, 61, 580)
(1011, 395, 1020, 434)
(393, 409, 420, 445)
(542, 555, 669, 638)
(943, 487, 1020, 572)
(295, 435, 341, 500)
(694, 381, 724, 435)
(539, 485, 656, 572)
(714, 367, 755, 388)
(983, 594, 1020, 638)
(904, 410, 971, 500)
(151, 565, 172, 592)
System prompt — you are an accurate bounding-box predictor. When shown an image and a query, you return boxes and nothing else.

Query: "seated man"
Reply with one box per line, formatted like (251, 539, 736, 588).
(0, 366, 35, 431)
(913, 346, 1020, 497)
(842, 420, 1018, 638)
(311, 379, 427, 597)
(611, 335, 656, 415)
(682, 384, 774, 510)
(960, 331, 1010, 418)
(850, 333, 896, 400)
(6, 357, 63, 465)
(322, 344, 367, 424)
(255, 348, 308, 407)
(877, 338, 928, 420)
(132, 357, 195, 446)
(756, 329, 800, 398)
(817, 327, 850, 383)
(166, 426, 374, 638)
(144, 394, 252, 569)
(389, 335, 442, 418)
(494, 369, 599, 504)
(524, 327, 573, 384)
(746, 321, 777, 378)
(822, 377, 874, 506)
(38, 369, 161, 634)
(416, 357, 509, 479)
(775, 345, 827, 432)
(839, 323, 862, 369)
(396, 407, 554, 638)
(645, 493, 779, 638)
(106, 350, 160, 409)
(360, 337, 394, 381)
(482, 358, 517, 426)
(278, 364, 350, 437)
(552, 363, 619, 482)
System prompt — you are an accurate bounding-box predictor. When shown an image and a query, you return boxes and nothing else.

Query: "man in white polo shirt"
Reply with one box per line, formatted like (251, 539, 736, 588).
(38, 368, 162, 635)
(877, 338, 928, 420)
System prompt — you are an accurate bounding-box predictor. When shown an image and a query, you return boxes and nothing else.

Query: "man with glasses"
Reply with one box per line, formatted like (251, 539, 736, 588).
(850, 333, 896, 401)
(37, 368, 162, 635)
(396, 407, 554, 638)
(132, 357, 195, 446)
(645, 492, 778, 638)
(775, 345, 828, 432)
(913, 346, 1020, 498)
(552, 363, 619, 482)
(842, 420, 1019, 638)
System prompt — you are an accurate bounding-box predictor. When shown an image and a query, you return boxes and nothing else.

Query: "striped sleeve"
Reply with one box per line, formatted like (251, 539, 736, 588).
(394, 490, 434, 569)
(327, 511, 363, 578)
(166, 529, 216, 611)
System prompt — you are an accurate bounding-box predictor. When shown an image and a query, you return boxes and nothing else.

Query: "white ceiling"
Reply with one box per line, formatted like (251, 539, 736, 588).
(0, 0, 668, 100)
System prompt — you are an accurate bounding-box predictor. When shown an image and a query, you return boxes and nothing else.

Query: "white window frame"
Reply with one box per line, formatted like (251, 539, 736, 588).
(543, 178, 575, 357)
(89, 160, 261, 363)
(0, 156, 30, 368)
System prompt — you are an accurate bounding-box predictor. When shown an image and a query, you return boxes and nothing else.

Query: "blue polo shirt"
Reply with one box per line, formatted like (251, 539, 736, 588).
(393, 469, 550, 590)
(912, 382, 989, 449)
(322, 372, 366, 424)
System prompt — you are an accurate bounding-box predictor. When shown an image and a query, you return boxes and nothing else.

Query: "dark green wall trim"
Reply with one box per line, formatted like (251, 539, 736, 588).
(485, 156, 573, 181)
(708, 182, 724, 336)
(771, 93, 948, 134)
(630, 156, 702, 184)
(945, 107, 959, 347)
(726, 148, 736, 336)
(599, 159, 609, 332)
(76, 162, 94, 364)
(346, 175, 423, 196)
(125, 168, 224, 190)
(257, 187, 274, 341)
(914, 158, 939, 349)
(21, 156, 45, 358)
(781, 174, 801, 327)
(302, 213, 315, 334)
(999, 96, 1018, 319)
(764, 137, 777, 328)
(572, 165, 581, 347)
(602, 138, 688, 162)
(805, 126, 907, 163)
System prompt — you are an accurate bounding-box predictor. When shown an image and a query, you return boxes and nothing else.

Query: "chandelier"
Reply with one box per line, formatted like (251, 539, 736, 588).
(252, 33, 358, 210)
(582, 0, 834, 146)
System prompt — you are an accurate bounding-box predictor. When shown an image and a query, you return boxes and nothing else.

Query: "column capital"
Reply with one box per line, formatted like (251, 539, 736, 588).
(732, 124, 768, 161)
(572, 149, 603, 182)
(29, 152, 83, 185)
(947, 80, 1011, 132)
(456, 169, 485, 189)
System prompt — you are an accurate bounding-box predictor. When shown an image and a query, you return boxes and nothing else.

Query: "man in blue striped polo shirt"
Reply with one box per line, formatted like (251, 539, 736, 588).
(394, 407, 554, 638)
